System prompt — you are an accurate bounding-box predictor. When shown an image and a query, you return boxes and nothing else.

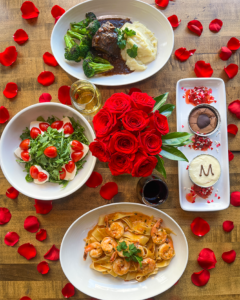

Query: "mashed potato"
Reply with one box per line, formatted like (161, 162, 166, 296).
(121, 21, 158, 71)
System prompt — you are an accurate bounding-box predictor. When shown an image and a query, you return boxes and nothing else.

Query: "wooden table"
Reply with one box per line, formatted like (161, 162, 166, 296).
(0, 0, 240, 299)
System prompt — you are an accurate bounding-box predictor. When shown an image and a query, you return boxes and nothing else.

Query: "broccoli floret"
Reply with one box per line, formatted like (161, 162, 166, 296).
(85, 12, 97, 22)
(67, 30, 92, 47)
(72, 20, 100, 37)
(83, 52, 114, 78)
(70, 12, 96, 30)
(64, 34, 89, 62)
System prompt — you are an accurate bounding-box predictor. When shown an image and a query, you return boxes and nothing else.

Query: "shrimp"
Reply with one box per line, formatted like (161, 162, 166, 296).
(138, 258, 156, 276)
(112, 258, 130, 276)
(134, 243, 145, 257)
(105, 216, 124, 239)
(151, 218, 167, 245)
(83, 242, 103, 260)
(101, 237, 117, 256)
(157, 239, 174, 260)
(117, 239, 131, 257)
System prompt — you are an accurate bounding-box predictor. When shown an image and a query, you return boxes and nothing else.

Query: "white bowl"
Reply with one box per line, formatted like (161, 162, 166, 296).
(0, 103, 96, 200)
(60, 203, 188, 300)
(51, 0, 174, 86)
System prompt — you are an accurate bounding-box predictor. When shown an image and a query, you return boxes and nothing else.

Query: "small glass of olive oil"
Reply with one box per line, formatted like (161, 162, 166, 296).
(70, 80, 102, 115)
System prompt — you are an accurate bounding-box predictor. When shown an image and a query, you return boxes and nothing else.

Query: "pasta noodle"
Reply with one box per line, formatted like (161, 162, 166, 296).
(83, 212, 175, 282)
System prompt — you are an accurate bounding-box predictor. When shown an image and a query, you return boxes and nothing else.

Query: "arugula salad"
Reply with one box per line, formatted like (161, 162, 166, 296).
(15, 115, 89, 187)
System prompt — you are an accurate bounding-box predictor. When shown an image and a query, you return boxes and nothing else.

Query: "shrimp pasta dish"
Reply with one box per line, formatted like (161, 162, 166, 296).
(83, 212, 175, 282)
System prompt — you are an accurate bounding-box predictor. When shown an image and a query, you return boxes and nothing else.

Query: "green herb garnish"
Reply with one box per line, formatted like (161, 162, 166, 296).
(127, 44, 138, 58)
(117, 241, 143, 267)
(115, 27, 136, 50)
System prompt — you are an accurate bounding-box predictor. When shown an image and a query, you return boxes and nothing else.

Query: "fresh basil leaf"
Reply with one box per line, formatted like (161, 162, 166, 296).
(20, 127, 31, 140)
(25, 174, 33, 182)
(36, 116, 46, 122)
(155, 156, 167, 179)
(158, 104, 175, 117)
(160, 145, 189, 162)
(162, 132, 194, 146)
(127, 44, 138, 58)
(153, 93, 169, 112)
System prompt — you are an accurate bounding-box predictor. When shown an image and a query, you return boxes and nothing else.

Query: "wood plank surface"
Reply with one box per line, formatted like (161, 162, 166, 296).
(0, 0, 240, 300)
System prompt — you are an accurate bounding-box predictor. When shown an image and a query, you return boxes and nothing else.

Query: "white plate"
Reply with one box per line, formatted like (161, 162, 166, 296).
(51, 0, 174, 86)
(176, 78, 230, 212)
(60, 203, 188, 300)
(0, 103, 96, 201)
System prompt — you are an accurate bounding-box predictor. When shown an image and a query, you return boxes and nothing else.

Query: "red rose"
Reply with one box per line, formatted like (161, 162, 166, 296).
(109, 130, 138, 154)
(149, 111, 169, 135)
(131, 92, 155, 114)
(109, 152, 133, 176)
(104, 93, 132, 116)
(132, 152, 158, 177)
(122, 109, 149, 132)
(93, 108, 119, 138)
(139, 129, 162, 155)
(89, 140, 110, 162)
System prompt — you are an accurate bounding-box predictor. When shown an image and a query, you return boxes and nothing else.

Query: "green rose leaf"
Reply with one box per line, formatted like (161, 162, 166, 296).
(153, 93, 169, 112)
(155, 155, 167, 179)
(160, 145, 189, 162)
(158, 104, 175, 117)
(162, 132, 194, 146)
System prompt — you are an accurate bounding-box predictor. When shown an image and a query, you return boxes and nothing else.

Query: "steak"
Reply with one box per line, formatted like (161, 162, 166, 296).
(92, 21, 119, 57)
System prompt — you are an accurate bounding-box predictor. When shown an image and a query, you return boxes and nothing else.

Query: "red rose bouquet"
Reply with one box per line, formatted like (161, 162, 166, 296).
(90, 91, 192, 178)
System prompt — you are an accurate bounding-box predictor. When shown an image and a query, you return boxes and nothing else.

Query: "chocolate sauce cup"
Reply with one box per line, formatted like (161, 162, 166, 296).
(188, 154, 221, 188)
(188, 104, 221, 137)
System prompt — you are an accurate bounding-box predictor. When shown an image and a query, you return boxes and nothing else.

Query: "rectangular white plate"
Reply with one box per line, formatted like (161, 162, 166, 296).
(176, 78, 230, 212)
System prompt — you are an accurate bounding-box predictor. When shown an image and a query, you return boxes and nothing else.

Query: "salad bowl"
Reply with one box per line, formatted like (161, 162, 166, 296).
(0, 103, 96, 200)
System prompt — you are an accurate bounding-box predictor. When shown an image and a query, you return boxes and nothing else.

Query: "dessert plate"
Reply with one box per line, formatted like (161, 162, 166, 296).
(176, 78, 230, 212)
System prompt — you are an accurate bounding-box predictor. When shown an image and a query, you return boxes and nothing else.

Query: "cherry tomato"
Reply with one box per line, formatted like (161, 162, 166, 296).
(30, 127, 41, 139)
(59, 167, 66, 180)
(21, 150, 30, 162)
(44, 146, 58, 158)
(71, 140, 83, 151)
(63, 122, 74, 135)
(30, 166, 39, 179)
(51, 121, 63, 130)
(39, 122, 50, 132)
(38, 172, 48, 182)
(19, 139, 30, 150)
(71, 151, 83, 162)
(65, 161, 75, 173)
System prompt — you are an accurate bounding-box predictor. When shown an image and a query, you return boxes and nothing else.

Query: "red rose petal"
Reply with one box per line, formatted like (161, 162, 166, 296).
(175, 47, 196, 62)
(228, 100, 240, 119)
(4, 232, 19, 246)
(228, 124, 238, 135)
(21, 1, 39, 19)
(190, 217, 210, 237)
(24, 216, 40, 233)
(39, 93, 52, 103)
(100, 182, 118, 200)
(13, 29, 28, 45)
(62, 283, 75, 298)
(3, 82, 18, 99)
(58, 86, 71, 105)
(51, 5, 65, 18)
(155, 0, 169, 8)
(55, 16, 61, 24)
(0, 106, 10, 123)
(230, 191, 240, 206)
(209, 19, 223, 32)
(168, 15, 181, 28)
(228, 150, 234, 162)
(222, 250, 236, 263)
(194, 61, 213, 77)
(187, 20, 203, 36)
(44, 245, 59, 261)
(0, 46, 18, 66)
(223, 220, 234, 232)
(34, 199, 53, 214)
(224, 64, 238, 79)
(37, 261, 50, 274)
(37, 71, 55, 86)
(18, 243, 37, 259)
(191, 269, 210, 287)
(20, 297, 32, 300)
(219, 47, 232, 61)
(197, 248, 217, 269)
(227, 37, 240, 51)
(43, 52, 58, 67)
(6, 187, 19, 199)
(36, 229, 47, 241)
(0, 207, 12, 225)
(129, 87, 142, 95)
(85, 171, 103, 188)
